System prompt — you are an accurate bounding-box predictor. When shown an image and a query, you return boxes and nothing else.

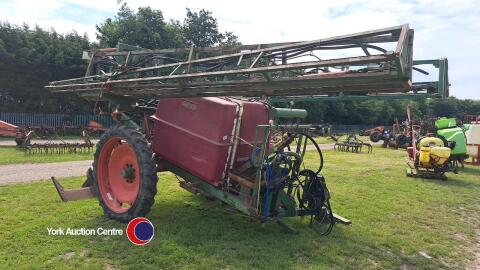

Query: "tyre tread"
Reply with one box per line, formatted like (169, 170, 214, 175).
(92, 124, 158, 223)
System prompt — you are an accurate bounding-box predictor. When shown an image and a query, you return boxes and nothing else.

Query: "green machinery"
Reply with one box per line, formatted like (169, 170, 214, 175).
(435, 117, 469, 168)
(435, 118, 468, 158)
(47, 24, 448, 233)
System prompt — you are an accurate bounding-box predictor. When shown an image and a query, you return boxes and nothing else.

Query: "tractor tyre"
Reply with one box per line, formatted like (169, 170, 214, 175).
(92, 125, 158, 223)
(395, 134, 408, 146)
(369, 132, 381, 143)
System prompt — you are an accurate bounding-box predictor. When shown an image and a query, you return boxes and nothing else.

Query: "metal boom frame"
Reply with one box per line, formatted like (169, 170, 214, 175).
(270, 58, 449, 103)
(47, 25, 414, 101)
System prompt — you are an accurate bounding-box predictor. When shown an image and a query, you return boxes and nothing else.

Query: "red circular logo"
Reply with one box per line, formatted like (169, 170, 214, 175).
(126, 217, 154, 245)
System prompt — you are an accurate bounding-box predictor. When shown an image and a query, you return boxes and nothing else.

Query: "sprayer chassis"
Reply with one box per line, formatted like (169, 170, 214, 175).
(53, 122, 351, 231)
(48, 24, 425, 230)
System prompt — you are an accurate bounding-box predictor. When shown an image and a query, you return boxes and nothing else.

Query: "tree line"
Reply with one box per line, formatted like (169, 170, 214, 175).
(0, 4, 478, 125)
(292, 97, 480, 126)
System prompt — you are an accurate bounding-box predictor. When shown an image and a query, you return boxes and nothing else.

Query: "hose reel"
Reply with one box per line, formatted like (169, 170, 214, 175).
(263, 132, 335, 235)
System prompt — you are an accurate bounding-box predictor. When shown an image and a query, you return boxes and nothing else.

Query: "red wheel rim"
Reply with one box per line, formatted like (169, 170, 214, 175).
(97, 136, 141, 213)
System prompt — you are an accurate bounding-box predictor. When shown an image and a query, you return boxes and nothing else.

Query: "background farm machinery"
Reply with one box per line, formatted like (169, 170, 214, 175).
(22, 130, 95, 154)
(0, 120, 28, 146)
(405, 106, 469, 180)
(333, 134, 372, 153)
(45, 24, 452, 232)
(0, 119, 106, 154)
(463, 115, 480, 166)
(359, 126, 384, 137)
(367, 118, 419, 149)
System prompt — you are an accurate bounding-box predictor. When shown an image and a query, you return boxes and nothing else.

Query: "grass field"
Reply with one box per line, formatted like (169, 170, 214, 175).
(0, 146, 479, 269)
(0, 146, 94, 165)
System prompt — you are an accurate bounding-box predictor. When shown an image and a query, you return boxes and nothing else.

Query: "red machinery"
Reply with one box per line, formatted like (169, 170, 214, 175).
(0, 120, 18, 137)
(0, 120, 28, 146)
(153, 98, 269, 186)
(360, 126, 385, 137)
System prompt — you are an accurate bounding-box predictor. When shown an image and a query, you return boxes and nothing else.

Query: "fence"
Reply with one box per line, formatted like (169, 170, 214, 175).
(0, 112, 113, 128)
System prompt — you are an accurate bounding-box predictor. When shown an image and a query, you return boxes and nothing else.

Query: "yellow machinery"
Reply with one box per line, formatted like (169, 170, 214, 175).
(417, 137, 451, 168)
(407, 136, 453, 180)
(405, 106, 456, 180)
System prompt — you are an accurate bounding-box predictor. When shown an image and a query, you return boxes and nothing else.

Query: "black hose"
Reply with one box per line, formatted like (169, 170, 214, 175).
(298, 132, 324, 174)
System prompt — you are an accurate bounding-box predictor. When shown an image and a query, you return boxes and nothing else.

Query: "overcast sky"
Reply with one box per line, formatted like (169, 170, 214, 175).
(0, 0, 478, 99)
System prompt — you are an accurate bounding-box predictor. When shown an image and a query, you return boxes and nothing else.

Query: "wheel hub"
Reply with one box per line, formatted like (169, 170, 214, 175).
(97, 137, 141, 213)
(121, 164, 136, 183)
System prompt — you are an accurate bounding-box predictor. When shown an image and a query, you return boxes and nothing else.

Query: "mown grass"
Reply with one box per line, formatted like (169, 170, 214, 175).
(0, 146, 479, 269)
(0, 146, 94, 165)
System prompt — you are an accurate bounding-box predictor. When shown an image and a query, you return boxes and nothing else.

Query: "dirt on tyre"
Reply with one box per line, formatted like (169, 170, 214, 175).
(92, 125, 158, 223)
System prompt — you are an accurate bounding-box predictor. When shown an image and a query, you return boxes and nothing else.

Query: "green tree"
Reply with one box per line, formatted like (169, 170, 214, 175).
(0, 22, 91, 113)
(292, 97, 480, 126)
(96, 5, 239, 49)
(96, 4, 184, 49)
(182, 8, 239, 47)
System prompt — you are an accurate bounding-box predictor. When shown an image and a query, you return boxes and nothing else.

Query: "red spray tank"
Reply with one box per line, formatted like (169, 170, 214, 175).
(152, 97, 269, 186)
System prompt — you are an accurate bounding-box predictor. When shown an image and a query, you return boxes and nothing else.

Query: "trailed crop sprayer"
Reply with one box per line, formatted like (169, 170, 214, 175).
(406, 106, 468, 180)
(47, 25, 445, 233)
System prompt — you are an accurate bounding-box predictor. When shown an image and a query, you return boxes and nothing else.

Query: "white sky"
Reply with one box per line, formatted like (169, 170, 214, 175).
(0, 0, 479, 99)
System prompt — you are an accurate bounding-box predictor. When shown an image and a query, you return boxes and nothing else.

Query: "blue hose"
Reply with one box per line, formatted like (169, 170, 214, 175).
(263, 162, 273, 222)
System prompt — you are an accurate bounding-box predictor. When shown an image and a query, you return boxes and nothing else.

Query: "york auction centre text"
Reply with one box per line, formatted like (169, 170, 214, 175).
(47, 227, 123, 236)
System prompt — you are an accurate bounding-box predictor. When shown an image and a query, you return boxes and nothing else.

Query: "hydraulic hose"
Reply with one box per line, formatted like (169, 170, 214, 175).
(297, 132, 324, 174)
